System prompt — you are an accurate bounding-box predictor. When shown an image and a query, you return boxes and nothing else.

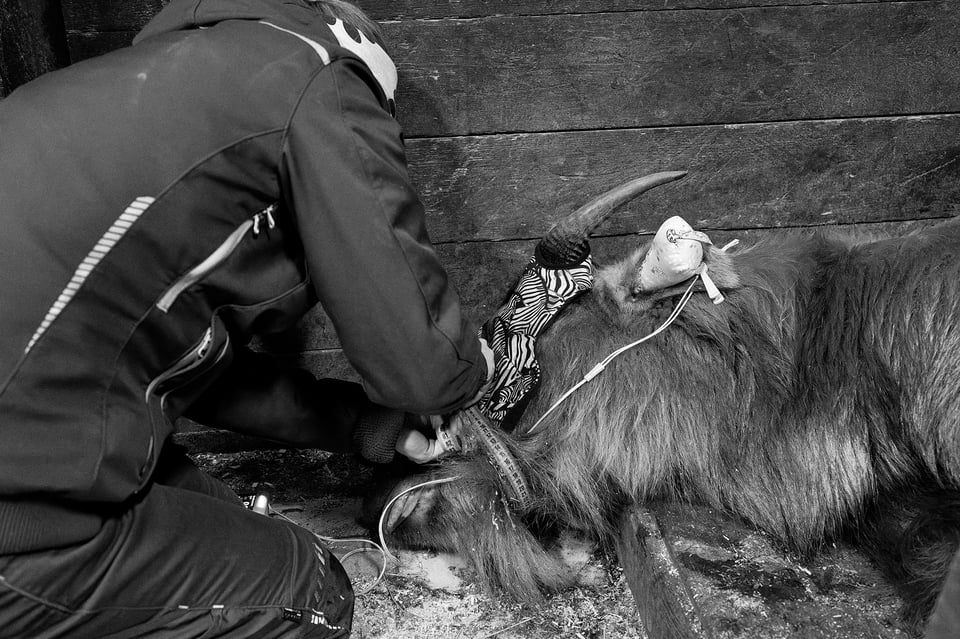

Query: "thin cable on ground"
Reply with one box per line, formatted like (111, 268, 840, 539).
(268, 475, 464, 595)
(270, 508, 389, 596)
(318, 536, 389, 596)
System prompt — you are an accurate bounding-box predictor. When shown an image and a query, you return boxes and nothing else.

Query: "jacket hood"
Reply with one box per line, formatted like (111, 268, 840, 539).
(133, 0, 398, 109)
(135, 0, 333, 44)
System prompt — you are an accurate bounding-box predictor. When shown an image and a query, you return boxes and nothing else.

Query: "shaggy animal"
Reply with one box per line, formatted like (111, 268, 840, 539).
(367, 180, 960, 632)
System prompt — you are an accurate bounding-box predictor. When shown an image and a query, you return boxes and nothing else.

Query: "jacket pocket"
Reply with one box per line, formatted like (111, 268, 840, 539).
(156, 204, 277, 312)
(145, 318, 231, 415)
(140, 317, 231, 484)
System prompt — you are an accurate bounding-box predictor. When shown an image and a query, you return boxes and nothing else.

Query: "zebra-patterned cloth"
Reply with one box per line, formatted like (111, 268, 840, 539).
(477, 256, 594, 423)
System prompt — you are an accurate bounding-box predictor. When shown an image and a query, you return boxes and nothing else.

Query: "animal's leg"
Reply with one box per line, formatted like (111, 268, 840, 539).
(616, 505, 709, 639)
(856, 488, 960, 632)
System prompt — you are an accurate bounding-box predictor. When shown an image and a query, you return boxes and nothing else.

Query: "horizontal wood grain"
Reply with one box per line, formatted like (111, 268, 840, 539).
(389, 2, 960, 135)
(0, 0, 71, 96)
(63, 2, 960, 136)
(63, 30, 129, 61)
(61, 0, 923, 32)
(408, 114, 960, 242)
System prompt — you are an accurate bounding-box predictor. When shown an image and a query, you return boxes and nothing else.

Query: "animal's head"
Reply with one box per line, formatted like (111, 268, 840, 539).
(589, 216, 741, 328)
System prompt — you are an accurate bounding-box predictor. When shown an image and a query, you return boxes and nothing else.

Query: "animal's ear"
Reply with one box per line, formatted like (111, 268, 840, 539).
(701, 244, 742, 291)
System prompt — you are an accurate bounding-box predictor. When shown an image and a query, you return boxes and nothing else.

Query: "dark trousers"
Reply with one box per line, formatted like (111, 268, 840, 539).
(0, 448, 354, 638)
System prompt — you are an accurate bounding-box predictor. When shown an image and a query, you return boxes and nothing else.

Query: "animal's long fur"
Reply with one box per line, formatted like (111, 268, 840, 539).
(377, 218, 960, 628)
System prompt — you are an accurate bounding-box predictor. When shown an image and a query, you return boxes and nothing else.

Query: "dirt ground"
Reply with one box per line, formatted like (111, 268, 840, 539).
(194, 448, 914, 639)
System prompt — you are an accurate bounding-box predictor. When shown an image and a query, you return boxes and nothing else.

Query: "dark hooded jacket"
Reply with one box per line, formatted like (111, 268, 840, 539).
(0, 0, 486, 552)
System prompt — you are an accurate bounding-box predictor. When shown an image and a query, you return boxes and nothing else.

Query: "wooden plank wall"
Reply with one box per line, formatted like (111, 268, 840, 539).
(59, 0, 960, 388)
(0, 0, 70, 96)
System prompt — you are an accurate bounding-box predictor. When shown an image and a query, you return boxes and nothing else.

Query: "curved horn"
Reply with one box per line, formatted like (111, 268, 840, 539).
(536, 171, 688, 268)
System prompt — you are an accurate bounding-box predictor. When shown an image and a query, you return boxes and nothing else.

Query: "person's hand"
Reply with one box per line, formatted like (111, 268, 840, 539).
(394, 413, 464, 463)
(394, 427, 439, 463)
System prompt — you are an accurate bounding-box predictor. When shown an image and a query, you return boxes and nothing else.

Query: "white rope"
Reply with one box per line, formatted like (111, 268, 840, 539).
(271, 475, 461, 595)
(377, 475, 461, 563)
(316, 536, 388, 596)
(527, 278, 698, 434)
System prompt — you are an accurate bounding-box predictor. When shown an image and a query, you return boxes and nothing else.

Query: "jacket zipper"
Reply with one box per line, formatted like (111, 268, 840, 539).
(141, 323, 229, 480)
(145, 324, 231, 409)
(145, 326, 213, 403)
(156, 204, 276, 312)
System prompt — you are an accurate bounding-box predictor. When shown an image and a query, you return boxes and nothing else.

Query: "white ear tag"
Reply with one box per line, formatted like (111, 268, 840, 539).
(639, 216, 711, 291)
(698, 265, 724, 304)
